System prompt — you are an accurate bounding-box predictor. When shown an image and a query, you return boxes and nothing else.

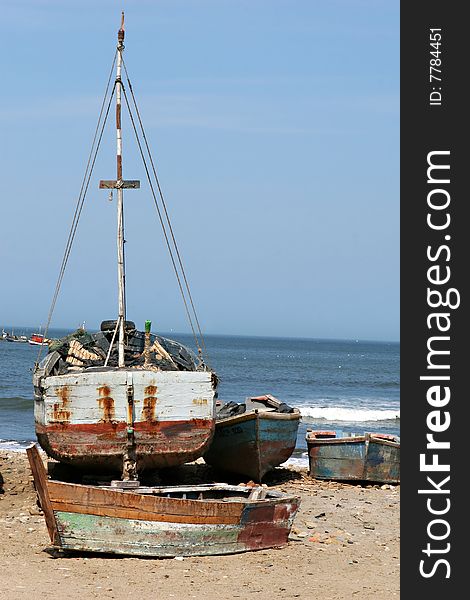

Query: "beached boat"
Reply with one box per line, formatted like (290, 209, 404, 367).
(306, 430, 400, 483)
(27, 444, 300, 557)
(203, 395, 301, 482)
(33, 15, 217, 480)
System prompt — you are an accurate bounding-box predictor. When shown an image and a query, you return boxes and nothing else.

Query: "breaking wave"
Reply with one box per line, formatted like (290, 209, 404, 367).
(300, 406, 400, 423)
(0, 439, 31, 452)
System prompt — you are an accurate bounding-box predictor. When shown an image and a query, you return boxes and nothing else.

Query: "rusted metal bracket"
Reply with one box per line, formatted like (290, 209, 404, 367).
(122, 382, 137, 481)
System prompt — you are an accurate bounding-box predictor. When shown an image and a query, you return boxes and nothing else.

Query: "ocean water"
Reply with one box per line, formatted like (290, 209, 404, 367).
(0, 327, 399, 464)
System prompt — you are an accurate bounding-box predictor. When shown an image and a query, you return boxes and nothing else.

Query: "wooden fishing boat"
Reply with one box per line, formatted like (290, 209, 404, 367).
(306, 430, 400, 483)
(29, 333, 46, 346)
(4, 329, 27, 342)
(203, 395, 301, 482)
(33, 14, 217, 480)
(27, 445, 300, 557)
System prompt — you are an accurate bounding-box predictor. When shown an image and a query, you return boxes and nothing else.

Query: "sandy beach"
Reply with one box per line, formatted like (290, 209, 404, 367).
(0, 449, 399, 600)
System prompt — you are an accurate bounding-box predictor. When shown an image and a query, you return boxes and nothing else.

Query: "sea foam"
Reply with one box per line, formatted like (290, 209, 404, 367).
(300, 406, 400, 422)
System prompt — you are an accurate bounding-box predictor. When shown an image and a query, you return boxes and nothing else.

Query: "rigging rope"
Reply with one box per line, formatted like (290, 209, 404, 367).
(35, 53, 117, 367)
(120, 82, 205, 360)
(122, 59, 210, 364)
(35, 51, 211, 370)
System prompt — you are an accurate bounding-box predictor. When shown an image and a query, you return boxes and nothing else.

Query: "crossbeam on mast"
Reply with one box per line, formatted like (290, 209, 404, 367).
(99, 180, 140, 189)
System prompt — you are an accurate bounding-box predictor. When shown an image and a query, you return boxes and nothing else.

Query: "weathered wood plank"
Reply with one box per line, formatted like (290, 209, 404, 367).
(25, 445, 60, 544)
(47, 481, 244, 518)
(51, 502, 240, 524)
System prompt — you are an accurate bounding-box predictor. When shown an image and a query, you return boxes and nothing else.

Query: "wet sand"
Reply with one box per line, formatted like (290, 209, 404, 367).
(0, 449, 399, 599)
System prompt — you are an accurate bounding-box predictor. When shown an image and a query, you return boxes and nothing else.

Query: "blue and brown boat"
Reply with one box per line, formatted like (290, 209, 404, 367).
(26, 444, 300, 557)
(203, 395, 301, 482)
(306, 430, 400, 484)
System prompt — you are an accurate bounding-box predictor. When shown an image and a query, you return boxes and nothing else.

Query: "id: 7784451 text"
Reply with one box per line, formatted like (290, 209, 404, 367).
(429, 28, 442, 106)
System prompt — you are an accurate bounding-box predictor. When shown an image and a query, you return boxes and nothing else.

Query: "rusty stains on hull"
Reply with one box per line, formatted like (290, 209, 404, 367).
(97, 385, 116, 422)
(142, 397, 157, 421)
(36, 370, 216, 472)
(142, 385, 158, 421)
(52, 386, 71, 423)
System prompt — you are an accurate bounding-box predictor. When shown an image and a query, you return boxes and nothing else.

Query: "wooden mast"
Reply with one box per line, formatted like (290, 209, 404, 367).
(116, 12, 126, 368)
(99, 12, 140, 368)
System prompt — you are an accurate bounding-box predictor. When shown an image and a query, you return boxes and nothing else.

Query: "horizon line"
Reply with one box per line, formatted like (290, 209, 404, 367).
(1, 323, 400, 345)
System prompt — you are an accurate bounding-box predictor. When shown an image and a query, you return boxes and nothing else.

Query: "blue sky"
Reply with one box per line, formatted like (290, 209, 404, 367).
(0, 0, 399, 341)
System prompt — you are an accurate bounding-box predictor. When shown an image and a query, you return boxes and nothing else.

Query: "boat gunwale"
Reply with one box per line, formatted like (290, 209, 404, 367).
(306, 432, 400, 448)
(46, 478, 298, 504)
(215, 407, 301, 426)
(368, 435, 400, 448)
(306, 435, 366, 445)
(46, 477, 300, 525)
(38, 366, 213, 380)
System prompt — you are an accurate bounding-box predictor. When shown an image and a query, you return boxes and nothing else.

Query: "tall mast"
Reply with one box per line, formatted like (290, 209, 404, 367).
(99, 13, 140, 368)
(116, 12, 126, 368)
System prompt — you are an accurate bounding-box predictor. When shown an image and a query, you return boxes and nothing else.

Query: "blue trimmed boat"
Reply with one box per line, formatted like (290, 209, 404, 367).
(306, 430, 400, 484)
(203, 395, 301, 482)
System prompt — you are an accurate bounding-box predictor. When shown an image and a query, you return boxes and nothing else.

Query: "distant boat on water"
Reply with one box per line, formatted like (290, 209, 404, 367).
(2, 328, 27, 343)
(29, 330, 48, 346)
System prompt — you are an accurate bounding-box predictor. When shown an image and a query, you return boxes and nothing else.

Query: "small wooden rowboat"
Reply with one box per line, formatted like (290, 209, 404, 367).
(203, 395, 301, 482)
(27, 445, 300, 557)
(306, 430, 400, 484)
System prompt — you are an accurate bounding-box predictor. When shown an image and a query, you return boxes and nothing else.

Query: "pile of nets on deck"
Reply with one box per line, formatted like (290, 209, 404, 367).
(39, 323, 205, 376)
